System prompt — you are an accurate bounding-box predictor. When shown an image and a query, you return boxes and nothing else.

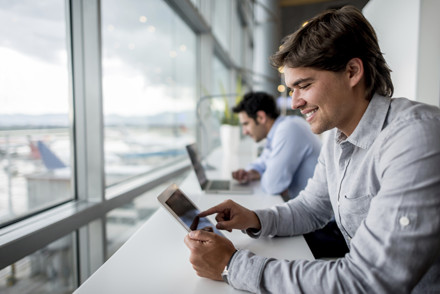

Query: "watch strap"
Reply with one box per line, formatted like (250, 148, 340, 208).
(221, 250, 238, 284)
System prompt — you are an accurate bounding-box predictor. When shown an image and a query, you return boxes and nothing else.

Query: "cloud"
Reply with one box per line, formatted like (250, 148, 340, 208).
(0, 0, 198, 117)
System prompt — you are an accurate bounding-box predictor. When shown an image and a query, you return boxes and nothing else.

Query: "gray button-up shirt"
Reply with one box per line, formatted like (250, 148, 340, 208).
(227, 94, 440, 293)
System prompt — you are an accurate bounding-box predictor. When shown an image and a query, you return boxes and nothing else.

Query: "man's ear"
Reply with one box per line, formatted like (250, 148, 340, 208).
(346, 58, 364, 88)
(256, 110, 267, 124)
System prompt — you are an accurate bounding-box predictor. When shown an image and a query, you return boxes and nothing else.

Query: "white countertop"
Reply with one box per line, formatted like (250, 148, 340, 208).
(74, 140, 314, 293)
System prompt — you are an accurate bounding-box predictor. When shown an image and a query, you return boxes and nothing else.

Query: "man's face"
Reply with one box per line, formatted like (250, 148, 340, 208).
(238, 111, 267, 142)
(283, 66, 361, 136)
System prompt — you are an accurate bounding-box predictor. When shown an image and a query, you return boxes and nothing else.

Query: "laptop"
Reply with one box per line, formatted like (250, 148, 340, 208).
(185, 143, 252, 194)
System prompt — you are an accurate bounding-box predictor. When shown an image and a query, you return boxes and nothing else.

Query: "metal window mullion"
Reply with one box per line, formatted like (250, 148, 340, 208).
(163, 0, 210, 34)
(253, 0, 279, 93)
(198, 34, 213, 157)
(70, 0, 105, 284)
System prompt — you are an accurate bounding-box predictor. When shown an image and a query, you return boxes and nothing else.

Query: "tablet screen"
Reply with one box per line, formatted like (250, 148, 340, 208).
(165, 189, 223, 236)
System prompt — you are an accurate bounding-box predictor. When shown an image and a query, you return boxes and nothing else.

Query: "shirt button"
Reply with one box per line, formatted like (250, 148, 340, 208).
(399, 216, 410, 227)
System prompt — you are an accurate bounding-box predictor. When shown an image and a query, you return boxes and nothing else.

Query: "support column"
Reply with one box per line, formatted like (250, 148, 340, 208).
(253, 0, 280, 96)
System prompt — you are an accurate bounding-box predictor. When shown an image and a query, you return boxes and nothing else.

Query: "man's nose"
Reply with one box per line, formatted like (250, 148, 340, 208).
(291, 92, 305, 110)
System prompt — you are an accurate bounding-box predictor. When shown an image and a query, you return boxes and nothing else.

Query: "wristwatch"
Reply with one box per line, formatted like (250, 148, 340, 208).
(221, 250, 237, 285)
(221, 265, 230, 284)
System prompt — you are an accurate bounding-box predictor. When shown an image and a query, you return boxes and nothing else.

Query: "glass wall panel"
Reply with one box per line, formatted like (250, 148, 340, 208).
(212, 56, 230, 102)
(232, 0, 244, 67)
(192, 0, 214, 26)
(106, 172, 189, 258)
(212, 0, 231, 52)
(0, 233, 76, 294)
(244, 31, 253, 75)
(197, 56, 231, 155)
(101, 0, 197, 188)
(0, 1, 72, 226)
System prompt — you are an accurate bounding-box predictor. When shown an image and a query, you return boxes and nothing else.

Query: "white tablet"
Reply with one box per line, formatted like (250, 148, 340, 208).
(157, 184, 224, 236)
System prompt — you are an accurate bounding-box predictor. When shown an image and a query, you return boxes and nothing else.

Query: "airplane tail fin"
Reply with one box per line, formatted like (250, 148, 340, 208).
(29, 141, 41, 160)
(37, 140, 67, 170)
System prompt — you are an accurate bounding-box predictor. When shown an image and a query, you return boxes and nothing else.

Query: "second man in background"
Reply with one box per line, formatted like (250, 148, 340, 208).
(231, 91, 321, 200)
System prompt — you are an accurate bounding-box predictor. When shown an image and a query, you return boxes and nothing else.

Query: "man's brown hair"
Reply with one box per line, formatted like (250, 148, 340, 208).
(271, 6, 393, 100)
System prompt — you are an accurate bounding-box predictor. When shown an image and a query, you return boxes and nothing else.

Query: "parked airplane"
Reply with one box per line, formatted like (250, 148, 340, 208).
(37, 141, 66, 170)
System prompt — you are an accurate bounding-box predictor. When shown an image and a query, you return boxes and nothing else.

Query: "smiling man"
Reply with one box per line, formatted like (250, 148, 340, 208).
(184, 6, 440, 293)
(231, 91, 321, 200)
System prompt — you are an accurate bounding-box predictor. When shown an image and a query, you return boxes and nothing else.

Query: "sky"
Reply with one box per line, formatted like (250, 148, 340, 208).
(0, 0, 197, 117)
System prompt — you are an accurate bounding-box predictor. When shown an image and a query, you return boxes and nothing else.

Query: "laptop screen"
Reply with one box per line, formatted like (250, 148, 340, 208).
(185, 143, 208, 188)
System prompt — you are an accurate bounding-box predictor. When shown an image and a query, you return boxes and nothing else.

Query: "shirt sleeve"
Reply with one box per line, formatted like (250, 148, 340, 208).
(253, 149, 333, 237)
(246, 146, 269, 176)
(228, 118, 440, 293)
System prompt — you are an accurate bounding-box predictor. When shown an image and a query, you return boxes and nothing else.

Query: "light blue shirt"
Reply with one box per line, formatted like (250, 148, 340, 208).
(228, 95, 440, 293)
(247, 115, 321, 199)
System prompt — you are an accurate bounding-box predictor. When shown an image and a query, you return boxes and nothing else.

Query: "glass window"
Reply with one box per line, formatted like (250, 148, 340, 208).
(0, 233, 76, 294)
(198, 56, 231, 154)
(212, 56, 230, 100)
(101, 0, 197, 188)
(232, 0, 244, 67)
(0, 1, 72, 226)
(191, 0, 214, 25)
(244, 30, 253, 73)
(106, 172, 189, 258)
(212, 0, 231, 52)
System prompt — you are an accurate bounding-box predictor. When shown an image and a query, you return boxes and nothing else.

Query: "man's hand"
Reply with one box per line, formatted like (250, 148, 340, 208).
(184, 230, 236, 281)
(198, 199, 261, 232)
(232, 169, 260, 184)
(232, 169, 250, 183)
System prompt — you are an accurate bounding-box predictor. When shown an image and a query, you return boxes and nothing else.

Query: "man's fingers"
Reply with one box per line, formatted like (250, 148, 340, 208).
(215, 212, 226, 222)
(188, 229, 214, 242)
(198, 206, 221, 217)
(190, 216, 200, 231)
(216, 218, 239, 231)
(201, 226, 214, 232)
(184, 229, 223, 251)
(198, 200, 232, 217)
(216, 222, 232, 232)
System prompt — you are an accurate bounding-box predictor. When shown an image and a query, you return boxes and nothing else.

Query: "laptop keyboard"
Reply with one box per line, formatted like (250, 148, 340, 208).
(209, 180, 230, 190)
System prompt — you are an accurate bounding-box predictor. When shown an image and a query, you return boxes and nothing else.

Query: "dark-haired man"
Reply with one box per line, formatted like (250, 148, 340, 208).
(185, 6, 440, 293)
(231, 91, 321, 200)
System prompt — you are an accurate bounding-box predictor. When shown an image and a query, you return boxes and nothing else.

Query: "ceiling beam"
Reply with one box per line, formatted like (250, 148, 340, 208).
(279, 0, 335, 7)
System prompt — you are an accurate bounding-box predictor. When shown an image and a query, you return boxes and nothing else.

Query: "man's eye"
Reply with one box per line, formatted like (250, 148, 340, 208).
(299, 83, 310, 90)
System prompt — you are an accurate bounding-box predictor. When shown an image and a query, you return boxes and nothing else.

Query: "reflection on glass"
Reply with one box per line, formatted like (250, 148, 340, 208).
(0, 1, 72, 226)
(0, 234, 75, 294)
(101, 0, 197, 188)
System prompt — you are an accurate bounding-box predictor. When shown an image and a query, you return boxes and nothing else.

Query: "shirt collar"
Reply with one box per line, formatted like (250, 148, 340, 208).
(336, 94, 391, 149)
